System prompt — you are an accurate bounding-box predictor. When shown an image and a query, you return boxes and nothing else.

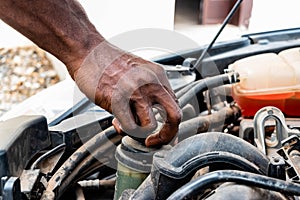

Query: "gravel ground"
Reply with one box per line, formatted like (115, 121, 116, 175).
(0, 45, 60, 117)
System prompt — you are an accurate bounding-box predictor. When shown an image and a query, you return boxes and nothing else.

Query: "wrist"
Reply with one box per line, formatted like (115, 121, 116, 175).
(64, 33, 106, 79)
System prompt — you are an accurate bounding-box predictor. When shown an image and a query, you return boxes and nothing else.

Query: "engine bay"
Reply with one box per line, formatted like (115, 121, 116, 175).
(1, 28, 300, 200)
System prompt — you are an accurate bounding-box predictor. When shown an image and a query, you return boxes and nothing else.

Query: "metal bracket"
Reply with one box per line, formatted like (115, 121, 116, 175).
(2, 177, 21, 200)
(254, 106, 290, 155)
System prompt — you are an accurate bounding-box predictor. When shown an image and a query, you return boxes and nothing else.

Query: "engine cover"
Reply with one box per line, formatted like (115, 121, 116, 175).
(0, 115, 50, 182)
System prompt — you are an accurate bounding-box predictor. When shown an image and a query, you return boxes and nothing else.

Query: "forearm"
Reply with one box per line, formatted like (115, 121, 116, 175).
(0, 0, 182, 147)
(0, 0, 104, 76)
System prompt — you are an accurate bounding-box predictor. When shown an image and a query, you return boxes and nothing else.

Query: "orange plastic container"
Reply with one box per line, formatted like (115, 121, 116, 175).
(229, 48, 300, 117)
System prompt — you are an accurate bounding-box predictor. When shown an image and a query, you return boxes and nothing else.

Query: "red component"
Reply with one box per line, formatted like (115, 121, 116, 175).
(230, 48, 300, 117)
(232, 89, 300, 117)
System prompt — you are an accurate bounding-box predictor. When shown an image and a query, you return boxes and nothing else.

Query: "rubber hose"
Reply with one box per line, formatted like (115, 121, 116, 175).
(151, 132, 269, 199)
(178, 73, 238, 108)
(175, 80, 199, 98)
(167, 170, 300, 200)
(42, 126, 119, 200)
(57, 139, 121, 198)
(177, 105, 239, 141)
(57, 134, 120, 198)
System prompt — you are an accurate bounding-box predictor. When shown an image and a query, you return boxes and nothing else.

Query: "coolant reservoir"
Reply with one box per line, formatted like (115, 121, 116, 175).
(229, 47, 300, 117)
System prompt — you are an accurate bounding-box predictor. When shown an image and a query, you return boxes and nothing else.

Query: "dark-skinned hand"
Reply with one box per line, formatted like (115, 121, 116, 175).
(73, 41, 182, 147)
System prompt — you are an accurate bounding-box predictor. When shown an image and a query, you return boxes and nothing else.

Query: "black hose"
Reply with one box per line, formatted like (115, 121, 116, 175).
(57, 136, 119, 198)
(57, 156, 108, 198)
(178, 73, 238, 108)
(30, 143, 66, 170)
(58, 163, 111, 199)
(177, 105, 240, 141)
(167, 170, 300, 200)
(175, 80, 199, 98)
(149, 132, 269, 199)
(41, 126, 121, 200)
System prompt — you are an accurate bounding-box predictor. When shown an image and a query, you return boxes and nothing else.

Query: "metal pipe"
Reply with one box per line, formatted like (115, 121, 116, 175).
(191, 0, 244, 71)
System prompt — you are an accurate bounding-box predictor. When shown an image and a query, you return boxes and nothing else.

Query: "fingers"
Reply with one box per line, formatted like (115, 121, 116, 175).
(112, 82, 181, 146)
(111, 92, 157, 139)
(96, 56, 181, 146)
(112, 118, 123, 134)
(111, 94, 138, 134)
(145, 86, 182, 147)
(145, 123, 177, 147)
(132, 95, 157, 133)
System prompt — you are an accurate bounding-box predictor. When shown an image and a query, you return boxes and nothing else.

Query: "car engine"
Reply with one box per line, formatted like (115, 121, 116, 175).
(1, 28, 300, 200)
